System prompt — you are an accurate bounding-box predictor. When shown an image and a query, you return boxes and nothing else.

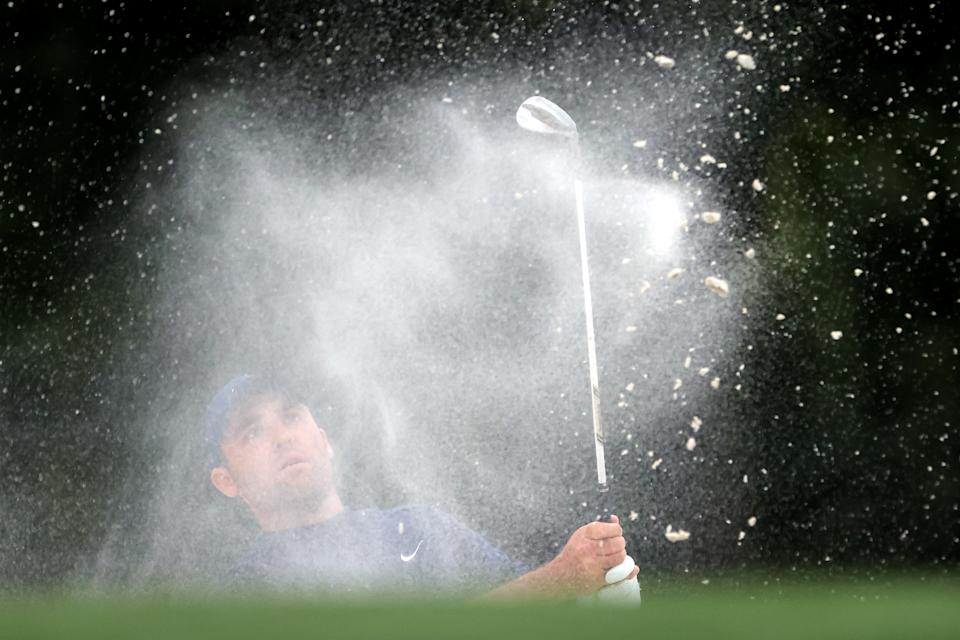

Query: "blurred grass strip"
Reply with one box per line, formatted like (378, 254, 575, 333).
(3, 579, 959, 640)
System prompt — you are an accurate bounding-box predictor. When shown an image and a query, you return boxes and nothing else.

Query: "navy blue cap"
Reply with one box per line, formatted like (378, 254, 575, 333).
(205, 374, 256, 467)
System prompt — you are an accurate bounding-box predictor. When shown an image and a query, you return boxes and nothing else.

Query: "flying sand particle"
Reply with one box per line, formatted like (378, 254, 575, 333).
(665, 525, 691, 542)
(654, 55, 676, 69)
(699, 154, 717, 164)
(725, 50, 739, 60)
(651, 458, 663, 470)
(752, 178, 765, 192)
(700, 211, 722, 224)
(747, 516, 757, 527)
(744, 248, 756, 259)
(691, 416, 702, 431)
(831, 330, 843, 340)
(736, 53, 756, 70)
(704, 276, 730, 297)
(667, 267, 684, 279)
(710, 377, 721, 389)
(685, 437, 697, 451)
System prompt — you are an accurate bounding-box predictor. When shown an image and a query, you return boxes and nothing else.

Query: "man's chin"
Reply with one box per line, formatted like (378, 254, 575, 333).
(273, 471, 331, 502)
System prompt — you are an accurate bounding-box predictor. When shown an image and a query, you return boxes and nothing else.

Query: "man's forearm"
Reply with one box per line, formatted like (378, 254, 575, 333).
(482, 560, 572, 600)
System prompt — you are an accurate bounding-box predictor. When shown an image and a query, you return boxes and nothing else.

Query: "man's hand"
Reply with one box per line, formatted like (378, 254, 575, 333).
(484, 514, 640, 600)
(542, 515, 638, 596)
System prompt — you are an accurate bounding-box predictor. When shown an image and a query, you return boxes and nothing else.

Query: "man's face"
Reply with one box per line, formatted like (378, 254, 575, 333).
(212, 393, 335, 511)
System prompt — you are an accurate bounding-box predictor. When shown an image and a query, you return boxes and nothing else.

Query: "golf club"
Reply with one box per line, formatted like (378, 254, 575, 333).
(516, 96, 607, 493)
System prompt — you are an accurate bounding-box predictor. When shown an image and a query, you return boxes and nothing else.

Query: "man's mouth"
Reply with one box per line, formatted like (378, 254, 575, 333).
(279, 454, 310, 471)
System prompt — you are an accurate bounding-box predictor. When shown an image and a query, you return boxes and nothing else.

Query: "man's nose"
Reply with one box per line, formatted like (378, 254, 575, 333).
(271, 418, 298, 444)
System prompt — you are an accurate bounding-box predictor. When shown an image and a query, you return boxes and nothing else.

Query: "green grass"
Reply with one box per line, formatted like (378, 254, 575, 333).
(4, 577, 959, 639)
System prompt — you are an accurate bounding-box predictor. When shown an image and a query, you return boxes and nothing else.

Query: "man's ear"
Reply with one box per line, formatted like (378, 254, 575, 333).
(210, 466, 239, 498)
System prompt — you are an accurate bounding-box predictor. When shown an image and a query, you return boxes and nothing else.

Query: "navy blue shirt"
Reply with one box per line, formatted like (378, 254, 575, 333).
(231, 505, 527, 595)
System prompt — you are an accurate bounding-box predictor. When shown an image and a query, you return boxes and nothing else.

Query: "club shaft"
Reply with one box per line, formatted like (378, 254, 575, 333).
(573, 177, 608, 490)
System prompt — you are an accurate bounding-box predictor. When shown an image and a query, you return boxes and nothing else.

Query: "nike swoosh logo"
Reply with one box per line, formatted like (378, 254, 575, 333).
(400, 539, 424, 562)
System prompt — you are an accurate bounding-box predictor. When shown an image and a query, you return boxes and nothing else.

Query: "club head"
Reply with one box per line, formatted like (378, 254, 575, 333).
(516, 96, 578, 140)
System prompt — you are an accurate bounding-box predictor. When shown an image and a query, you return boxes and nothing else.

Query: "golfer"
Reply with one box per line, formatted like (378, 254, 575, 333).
(207, 374, 639, 597)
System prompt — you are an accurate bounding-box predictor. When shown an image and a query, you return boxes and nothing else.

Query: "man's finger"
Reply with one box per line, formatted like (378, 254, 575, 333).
(585, 521, 623, 540)
(601, 550, 628, 570)
(598, 536, 626, 555)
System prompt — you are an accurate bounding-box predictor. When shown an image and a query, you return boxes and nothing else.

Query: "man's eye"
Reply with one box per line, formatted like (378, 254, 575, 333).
(243, 423, 264, 441)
